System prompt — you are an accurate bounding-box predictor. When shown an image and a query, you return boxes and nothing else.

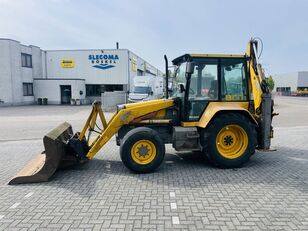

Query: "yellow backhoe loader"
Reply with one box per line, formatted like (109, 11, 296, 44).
(9, 38, 275, 185)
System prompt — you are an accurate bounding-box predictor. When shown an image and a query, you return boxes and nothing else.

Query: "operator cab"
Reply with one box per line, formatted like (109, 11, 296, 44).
(171, 54, 249, 122)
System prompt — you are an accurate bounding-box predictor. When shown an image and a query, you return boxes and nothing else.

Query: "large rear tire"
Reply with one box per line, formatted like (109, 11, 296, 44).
(120, 127, 165, 173)
(202, 113, 257, 168)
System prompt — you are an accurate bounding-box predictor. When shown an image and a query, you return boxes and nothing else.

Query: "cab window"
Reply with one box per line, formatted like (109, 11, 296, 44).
(190, 59, 218, 100)
(221, 59, 248, 101)
(188, 58, 218, 120)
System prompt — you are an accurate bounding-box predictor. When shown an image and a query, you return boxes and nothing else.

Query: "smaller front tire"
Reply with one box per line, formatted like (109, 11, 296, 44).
(120, 127, 165, 173)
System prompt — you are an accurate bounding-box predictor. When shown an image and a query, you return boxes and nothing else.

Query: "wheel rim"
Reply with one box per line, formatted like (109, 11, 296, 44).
(131, 139, 157, 165)
(216, 125, 248, 159)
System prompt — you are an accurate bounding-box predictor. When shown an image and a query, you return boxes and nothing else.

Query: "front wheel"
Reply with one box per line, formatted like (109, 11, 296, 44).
(120, 127, 165, 173)
(202, 113, 257, 168)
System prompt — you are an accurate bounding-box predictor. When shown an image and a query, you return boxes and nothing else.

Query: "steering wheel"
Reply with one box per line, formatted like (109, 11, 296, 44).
(189, 88, 195, 95)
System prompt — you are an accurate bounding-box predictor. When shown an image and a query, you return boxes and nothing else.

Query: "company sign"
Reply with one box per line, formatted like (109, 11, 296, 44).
(61, 59, 74, 68)
(89, 54, 119, 70)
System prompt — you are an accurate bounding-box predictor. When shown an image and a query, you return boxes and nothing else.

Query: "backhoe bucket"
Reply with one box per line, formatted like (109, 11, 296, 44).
(8, 122, 81, 185)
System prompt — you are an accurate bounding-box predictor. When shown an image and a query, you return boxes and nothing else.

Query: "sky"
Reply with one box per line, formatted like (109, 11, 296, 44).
(0, 0, 308, 75)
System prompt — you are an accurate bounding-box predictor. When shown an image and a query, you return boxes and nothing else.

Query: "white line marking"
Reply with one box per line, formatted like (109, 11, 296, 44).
(170, 192, 175, 198)
(0, 215, 4, 220)
(172, 216, 180, 225)
(170, 202, 177, 210)
(289, 157, 308, 162)
(10, 202, 20, 209)
(165, 160, 174, 164)
(25, 192, 34, 198)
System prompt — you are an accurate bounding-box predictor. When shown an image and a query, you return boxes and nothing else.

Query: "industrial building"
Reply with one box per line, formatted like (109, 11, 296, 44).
(0, 38, 163, 106)
(273, 71, 308, 96)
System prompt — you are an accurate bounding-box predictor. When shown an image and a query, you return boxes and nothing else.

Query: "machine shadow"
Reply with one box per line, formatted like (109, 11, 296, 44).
(37, 146, 307, 197)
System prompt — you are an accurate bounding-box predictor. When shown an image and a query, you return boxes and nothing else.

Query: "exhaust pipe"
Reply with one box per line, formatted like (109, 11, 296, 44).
(164, 55, 169, 99)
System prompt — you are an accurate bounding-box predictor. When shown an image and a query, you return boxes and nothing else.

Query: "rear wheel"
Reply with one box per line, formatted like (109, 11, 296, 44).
(202, 113, 256, 168)
(120, 127, 165, 173)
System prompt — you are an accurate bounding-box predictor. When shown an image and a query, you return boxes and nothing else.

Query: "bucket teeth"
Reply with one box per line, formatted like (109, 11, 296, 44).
(8, 122, 87, 185)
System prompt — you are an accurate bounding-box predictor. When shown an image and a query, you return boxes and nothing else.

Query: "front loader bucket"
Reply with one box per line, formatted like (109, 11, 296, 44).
(8, 122, 80, 185)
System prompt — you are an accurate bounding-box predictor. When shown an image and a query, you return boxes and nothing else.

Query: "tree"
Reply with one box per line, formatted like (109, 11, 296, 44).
(267, 75, 275, 92)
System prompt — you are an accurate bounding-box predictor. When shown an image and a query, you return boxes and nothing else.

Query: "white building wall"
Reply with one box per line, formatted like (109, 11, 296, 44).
(31, 45, 43, 79)
(0, 39, 13, 105)
(0, 38, 163, 106)
(34, 79, 85, 104)
(298, 71, 308, 87)
(45, 49, 129, 85)
(41, 51, 47, 79)
(272, 72, 299, 92)
(128, 51, 137, 91)
(128, 51, 162, 92)
(9, 40, 24, 105)
(5, 40, 37, 105)
(0, 39, 43, 105)
(20, 44, 35, 104)
(20, 45, 33, 82)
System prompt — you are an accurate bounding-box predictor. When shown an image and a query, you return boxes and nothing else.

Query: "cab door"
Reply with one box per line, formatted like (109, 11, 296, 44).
(185, 58, 218, 121)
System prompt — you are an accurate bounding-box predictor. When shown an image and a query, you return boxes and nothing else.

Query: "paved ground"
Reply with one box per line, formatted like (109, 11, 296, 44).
(0, 96, 307, 230)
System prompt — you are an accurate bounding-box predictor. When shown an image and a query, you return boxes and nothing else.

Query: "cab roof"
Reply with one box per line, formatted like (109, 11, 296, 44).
(172, 53, 246, 65)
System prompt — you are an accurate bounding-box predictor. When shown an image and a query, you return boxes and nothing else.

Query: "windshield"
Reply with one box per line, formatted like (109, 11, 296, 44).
(171, 62, 187, 97)
(133, 86, 151, 94)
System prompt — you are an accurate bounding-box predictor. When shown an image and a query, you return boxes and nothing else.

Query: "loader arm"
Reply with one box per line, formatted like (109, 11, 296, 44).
(80, 99, 174, 160)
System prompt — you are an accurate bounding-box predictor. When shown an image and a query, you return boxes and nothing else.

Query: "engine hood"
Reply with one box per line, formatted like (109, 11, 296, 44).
(128, 93, 149, 101)
(118, 99, 174, 112)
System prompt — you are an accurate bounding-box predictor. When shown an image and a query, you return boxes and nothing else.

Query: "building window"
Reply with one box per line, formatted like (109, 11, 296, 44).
(21, 53, 32, 68)
(103, 85, 124, 92)
(86, 84, 101, 96)
(23, 83, 33, 96)
(277, 87, 290, 92)
(86, 84, 124, 96)
(137, 69, 144, 76)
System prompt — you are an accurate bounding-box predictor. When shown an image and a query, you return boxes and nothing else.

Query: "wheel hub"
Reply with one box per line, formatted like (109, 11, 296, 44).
(137, 145, 149, 157)
(131, 139, 157, 165)
(223, 135, 234, 146)
(216, 125, 248, 159)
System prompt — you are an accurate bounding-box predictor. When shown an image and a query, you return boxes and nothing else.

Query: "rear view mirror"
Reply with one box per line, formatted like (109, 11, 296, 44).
(150, 91, 154, 95)
(186, 61, 195, 75)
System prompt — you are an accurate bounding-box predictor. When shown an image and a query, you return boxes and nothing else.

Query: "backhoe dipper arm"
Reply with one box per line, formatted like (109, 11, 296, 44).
(79, 100, 174, 160)
(246, 39, 275, 150)
(246, 39, 268, 113)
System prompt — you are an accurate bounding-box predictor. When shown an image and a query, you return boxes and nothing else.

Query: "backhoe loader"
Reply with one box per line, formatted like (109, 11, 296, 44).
(9, 38, 275, 185)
